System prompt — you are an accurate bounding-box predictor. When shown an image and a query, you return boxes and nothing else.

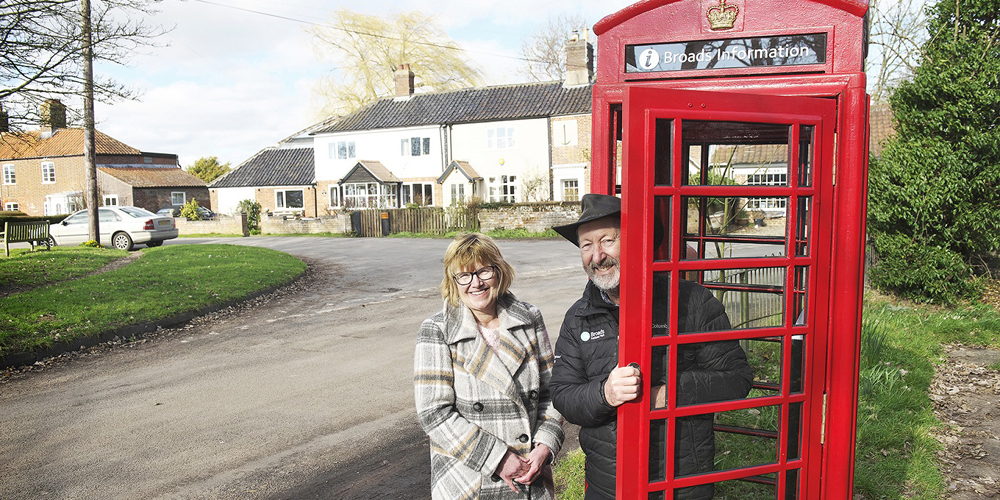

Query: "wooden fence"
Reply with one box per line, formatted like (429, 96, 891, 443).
(351, 207, 479, 237)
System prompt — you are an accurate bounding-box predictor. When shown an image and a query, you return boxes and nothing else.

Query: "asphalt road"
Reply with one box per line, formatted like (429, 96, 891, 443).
(0, 236, 588, 500)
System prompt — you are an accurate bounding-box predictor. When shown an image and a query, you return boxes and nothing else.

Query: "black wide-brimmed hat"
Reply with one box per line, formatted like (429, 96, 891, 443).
(553, 194, 621, 246)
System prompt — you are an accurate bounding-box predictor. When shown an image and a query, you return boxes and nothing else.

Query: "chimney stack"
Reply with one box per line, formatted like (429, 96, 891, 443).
(40, 99, 67, 132)
(0, 104, 8, 133)
(563, 29, 593, 87)
(394, 64, 415, 98)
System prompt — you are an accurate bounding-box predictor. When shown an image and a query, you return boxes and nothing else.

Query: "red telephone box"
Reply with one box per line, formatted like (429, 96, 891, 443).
(590, 0, 869, 498)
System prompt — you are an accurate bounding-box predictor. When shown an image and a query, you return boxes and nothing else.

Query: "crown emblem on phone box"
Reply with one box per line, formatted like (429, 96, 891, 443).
(707, 0, 739, 30)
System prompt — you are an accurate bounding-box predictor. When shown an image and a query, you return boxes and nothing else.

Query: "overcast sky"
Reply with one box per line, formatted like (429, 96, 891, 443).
(91, 0, 635, 168)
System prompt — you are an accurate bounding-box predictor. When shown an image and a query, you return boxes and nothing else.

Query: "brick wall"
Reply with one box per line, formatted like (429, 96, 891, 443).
(551, 114, 592, 166)
(0, 156, 87, 215)
(133, 187, 211, 214)
(254, 186, 318, 218)
(174, 215, 246, 235)
(260, 213, 349, 234)
(478, 202, 580, 233)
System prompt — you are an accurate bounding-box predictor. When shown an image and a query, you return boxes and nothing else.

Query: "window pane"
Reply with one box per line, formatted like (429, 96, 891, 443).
(695, 266, 785, 332)
(692, 404, 780, 473)
(338, 141, 347, 159)
(348, 142, 356, 158)
(276, 192, 284, 207)
(292, 190, 305, 208)
(654, 119, 673, 186)
(411, 138, 421, 156)
(422, 137, 430, 154)
(682, 196, 787, 259)
(401, 139, 408, 155)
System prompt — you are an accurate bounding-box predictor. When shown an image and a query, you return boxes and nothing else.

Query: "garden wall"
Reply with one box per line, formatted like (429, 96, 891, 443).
(477, 202, 580, 233)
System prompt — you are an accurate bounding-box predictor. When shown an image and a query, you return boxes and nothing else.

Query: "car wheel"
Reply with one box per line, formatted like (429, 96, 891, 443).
(46, 236, 57, 248)
(146, 240, 163, 248)
(112, 232, 133, 251)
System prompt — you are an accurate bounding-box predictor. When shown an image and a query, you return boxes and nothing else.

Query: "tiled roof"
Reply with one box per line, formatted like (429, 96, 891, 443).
(0, 128, 141, 159)
(438, 160, 483, 184)
(315, 82, 593, 134)
(341, 160, 402, 184)
(99, 166, 207, 188)
(211, 147, 315, 188)
(708, 106, 897, 165)
(868, 104, 895, 158)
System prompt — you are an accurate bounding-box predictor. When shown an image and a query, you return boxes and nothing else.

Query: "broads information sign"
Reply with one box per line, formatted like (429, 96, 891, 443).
(626, 33, 827, 73)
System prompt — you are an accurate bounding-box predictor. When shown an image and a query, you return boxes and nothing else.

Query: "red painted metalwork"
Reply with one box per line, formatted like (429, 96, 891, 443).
(588, 0, 869, 498)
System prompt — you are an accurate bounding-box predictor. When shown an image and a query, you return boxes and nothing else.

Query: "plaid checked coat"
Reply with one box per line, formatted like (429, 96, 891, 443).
(414, 293, 564, 500)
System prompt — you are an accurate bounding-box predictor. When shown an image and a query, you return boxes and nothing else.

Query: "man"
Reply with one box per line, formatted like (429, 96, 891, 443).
(549, 194, 753, 500)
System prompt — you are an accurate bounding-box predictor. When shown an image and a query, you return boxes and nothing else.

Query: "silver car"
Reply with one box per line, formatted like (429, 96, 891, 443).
(49, 206, 179, 251)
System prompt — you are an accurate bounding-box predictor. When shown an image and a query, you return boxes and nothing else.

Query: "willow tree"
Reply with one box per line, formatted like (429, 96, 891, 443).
(309, 10, 482, 116)
(867, 0, 1000, 303)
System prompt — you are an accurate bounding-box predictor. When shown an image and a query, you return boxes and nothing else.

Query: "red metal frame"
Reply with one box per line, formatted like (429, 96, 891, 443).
(589, 1, 869, 498)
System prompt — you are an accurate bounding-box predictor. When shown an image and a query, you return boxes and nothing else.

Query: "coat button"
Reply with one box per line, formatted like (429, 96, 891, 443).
(491, 473, 501, 482)
(473, 402, 484, 412)
(529, 390, 538, 400)
(518, 434, 529, 443)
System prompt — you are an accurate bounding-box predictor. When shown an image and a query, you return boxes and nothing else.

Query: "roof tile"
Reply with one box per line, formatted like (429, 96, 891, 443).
(315, 82, 592, 134)
(211, 147, 314, 188)
(0, 128, 141, 159)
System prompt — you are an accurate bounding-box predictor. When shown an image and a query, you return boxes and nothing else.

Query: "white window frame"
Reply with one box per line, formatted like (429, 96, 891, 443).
(329, 186, 340, 208)
(275, 189, 305, 210)
(401, 137, 430, 157)
(402, 182, 434, 206)
(562, 179, 580, 202)
(331, 141, 356, 160)
(500, 175, 517, 203)
(487, 127, 515, 150)
(746, 172, 788, 211)
(41, 161, 55, 184)
(450, 183, 466, 205)
(171, 191, 186, 205)
(2, 164, 14, 185)
(103, 194, 119, 206)
(4, 202, 19, 211)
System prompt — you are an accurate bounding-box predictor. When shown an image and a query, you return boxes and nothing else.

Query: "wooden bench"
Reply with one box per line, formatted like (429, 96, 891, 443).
(2, 221, 51, 256)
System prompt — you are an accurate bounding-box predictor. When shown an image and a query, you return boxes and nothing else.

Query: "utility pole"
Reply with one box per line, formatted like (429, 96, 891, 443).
(82, 0, 100, 243)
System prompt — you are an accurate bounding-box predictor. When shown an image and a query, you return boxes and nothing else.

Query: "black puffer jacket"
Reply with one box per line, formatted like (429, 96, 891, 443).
(550, 278, 753, 499)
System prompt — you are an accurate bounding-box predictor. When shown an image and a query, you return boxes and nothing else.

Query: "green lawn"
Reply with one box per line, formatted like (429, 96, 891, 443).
(0, 244, 306, 356)
(0, 246, 127, 289)
(552, 291, 1000, 499)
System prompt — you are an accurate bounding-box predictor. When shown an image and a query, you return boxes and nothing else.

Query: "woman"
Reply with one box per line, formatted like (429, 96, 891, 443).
(414, 233, 564, 499)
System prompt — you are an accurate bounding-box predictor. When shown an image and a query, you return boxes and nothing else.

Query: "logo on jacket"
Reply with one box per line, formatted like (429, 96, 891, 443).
(581, 329, 606, 342)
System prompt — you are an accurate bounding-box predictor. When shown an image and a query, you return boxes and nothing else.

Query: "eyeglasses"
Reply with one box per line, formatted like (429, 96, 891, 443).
(453, 265, 497, 286)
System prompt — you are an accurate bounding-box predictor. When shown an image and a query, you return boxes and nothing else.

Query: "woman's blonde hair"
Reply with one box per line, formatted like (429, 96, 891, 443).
(441, 233, 515, 307)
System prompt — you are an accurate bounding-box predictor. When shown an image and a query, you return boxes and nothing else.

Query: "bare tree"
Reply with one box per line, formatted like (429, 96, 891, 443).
(519, 15, 588, 82)
(0, 0, 164, 132)
(520, 167, 550, 202)
(309, 10, 482, 116)
(866, 0, 929, 102)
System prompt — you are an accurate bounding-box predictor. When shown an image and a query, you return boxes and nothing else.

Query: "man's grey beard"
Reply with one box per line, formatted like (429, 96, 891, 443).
(586, 257, 620, 293)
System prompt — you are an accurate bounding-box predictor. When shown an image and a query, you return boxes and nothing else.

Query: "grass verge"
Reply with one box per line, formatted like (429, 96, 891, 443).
(1, 247, 127, 290)
(0, 244, 306, 357)
(551, 291, 1000, 498)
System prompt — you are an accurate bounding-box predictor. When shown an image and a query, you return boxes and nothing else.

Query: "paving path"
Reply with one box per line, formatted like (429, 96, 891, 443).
(0, 236, 587, 500)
